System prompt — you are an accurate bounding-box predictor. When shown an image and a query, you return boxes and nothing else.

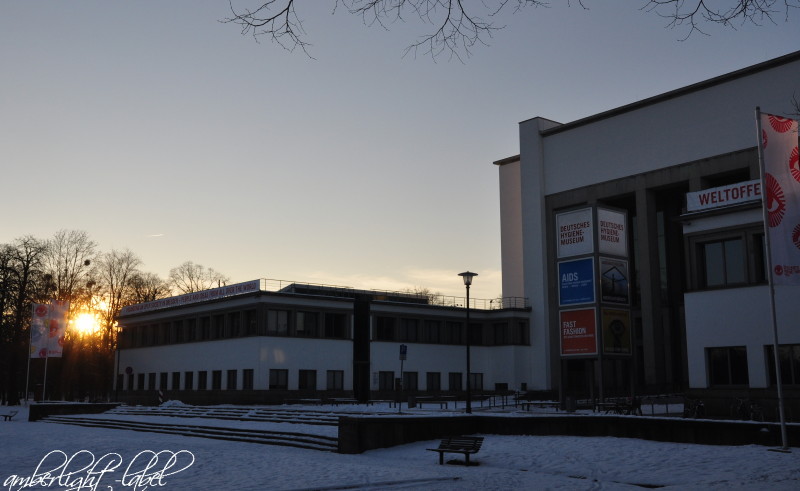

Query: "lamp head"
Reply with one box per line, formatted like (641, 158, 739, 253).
(458, 271, 478, 286)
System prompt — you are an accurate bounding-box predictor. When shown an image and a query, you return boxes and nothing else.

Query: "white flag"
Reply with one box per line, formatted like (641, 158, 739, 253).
(30, 303, 49, 358)
(760, 112, 800, 285)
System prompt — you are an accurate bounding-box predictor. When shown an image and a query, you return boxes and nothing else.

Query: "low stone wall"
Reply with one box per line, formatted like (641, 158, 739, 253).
(338, 415, 799, 454)
(28, 403, 122, 422)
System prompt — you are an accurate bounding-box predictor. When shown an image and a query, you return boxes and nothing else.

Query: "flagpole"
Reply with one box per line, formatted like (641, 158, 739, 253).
(25, 311, 33, 406)
(755, 106, 789, 451)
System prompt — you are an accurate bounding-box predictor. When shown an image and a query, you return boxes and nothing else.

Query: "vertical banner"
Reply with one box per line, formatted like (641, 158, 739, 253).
(48, 300, 69, 357)
(760, 112, 800, 284)
(30, 301, 69, 358)
(559, 308, 597, 356)
(30, 304, 50, 358)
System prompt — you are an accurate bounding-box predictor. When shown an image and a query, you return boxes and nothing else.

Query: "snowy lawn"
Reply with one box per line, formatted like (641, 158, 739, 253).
(1, 405, 799, 490)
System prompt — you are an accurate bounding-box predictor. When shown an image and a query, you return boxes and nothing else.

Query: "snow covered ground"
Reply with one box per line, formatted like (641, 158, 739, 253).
(1, 404, 799, 490)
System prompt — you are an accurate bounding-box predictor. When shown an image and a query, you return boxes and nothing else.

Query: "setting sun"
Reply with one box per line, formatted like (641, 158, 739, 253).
(73, 312, 101, 336)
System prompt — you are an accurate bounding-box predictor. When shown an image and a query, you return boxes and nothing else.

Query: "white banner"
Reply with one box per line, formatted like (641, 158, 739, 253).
(30, 303, 49, 358)
(760, 112, 800, 285)
(30, 301, 69, 358)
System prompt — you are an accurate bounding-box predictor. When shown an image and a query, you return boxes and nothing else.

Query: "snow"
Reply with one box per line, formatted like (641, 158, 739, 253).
(2, 404, 799, 490)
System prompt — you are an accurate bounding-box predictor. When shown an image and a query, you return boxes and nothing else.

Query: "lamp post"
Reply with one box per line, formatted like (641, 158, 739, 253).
(459, 271, 477, 414)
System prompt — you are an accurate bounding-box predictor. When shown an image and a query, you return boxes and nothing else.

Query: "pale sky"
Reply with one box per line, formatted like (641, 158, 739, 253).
(1, 2, 798, 300)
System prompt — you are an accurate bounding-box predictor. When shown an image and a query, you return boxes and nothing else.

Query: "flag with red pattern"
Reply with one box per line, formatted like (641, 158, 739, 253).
(760, 112, 800, 285)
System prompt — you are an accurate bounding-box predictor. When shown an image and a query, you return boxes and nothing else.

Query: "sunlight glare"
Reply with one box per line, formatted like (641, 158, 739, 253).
(74, 313, 100, 335)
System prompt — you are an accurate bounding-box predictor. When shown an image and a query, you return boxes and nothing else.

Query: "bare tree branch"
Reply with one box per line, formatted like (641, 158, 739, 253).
(225, 0, 548, 60)
(643, 0, 799, 39)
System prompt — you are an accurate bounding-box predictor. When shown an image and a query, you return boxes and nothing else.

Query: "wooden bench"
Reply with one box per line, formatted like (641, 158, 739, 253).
(2, 410, 18, 421)
(426, 436, 484, 465)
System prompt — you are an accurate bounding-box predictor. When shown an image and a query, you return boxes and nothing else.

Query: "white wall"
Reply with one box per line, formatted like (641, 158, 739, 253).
(498, 158, 525, 298)
(541, 61, 800, 195)
(685, 286, 800, 389)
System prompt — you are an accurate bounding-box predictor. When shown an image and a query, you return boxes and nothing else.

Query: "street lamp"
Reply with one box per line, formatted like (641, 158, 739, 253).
(459, 271, 478, 414)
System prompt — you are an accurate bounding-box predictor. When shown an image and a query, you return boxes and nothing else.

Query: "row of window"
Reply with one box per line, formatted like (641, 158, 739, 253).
(120, 311, 530, 348)
(119, 369, 346, 392)
(118, 369, 490, 392)
(374, 317, 529, 346)
(707, 344, 800, 386)
(120, 309, 350, 348)
(375, 371, 484, 392)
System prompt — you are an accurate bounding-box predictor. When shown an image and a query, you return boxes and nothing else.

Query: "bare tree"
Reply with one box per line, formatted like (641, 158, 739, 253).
(42, 230, 97, 312)
(129, 272, 170, 304)
(168, 261, 230, 294)
(95, 249, 141, 350)
(644, 1, 799, 38)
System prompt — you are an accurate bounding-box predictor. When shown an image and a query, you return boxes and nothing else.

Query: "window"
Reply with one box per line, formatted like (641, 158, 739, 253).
(213, 315, 225, 339)
(511, 322, 530, 345)
(148, 373, 156, 390)
(426, 372, 441, 392)
(200, 317, 210, 340)
(228, 312, 241, 337)
(269, 369, 288, 390)
(324, 313, 347, 338)
(701, 239, 745, 286)
(376, 317, 395, 341)
(402, 372, 418, 391)
(242, 369, 254, 390)
(212, 370, 222, 390)
(198, 371, 207, 390)
(399, 319, 419, 342)
(298, 370, 317, 390)
(160, 372, 168, 390)
(186, 319, 197, 342)
(126, 374, 134, 391)
(295, 312, 318, 337)
(267, 310, 289, 335)
(468, 323, 483, 346)
(137, 373, 145, 390)
(174, 320, 184, 343)
(766, 344, 800, 386)
(244, 310, 258, 335)
(445, 321, 463, 345)
(492, 323, 508, 345)
(448, 372, 462, 391)
(172, 372, 181, 390)
(184, 372, 194, 390)
(469, 373, 484, 391)
(708, 347, 749, 386)
(327, 370, 344, 390)
(227, 369, 238, 390)
(424, 320, 441, 343)
(689, 227, 768, 290)
(378, 371, 395, 391)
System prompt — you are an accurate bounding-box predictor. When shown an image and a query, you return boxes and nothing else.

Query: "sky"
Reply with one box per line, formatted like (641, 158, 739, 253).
(1, 1, 798, 300)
